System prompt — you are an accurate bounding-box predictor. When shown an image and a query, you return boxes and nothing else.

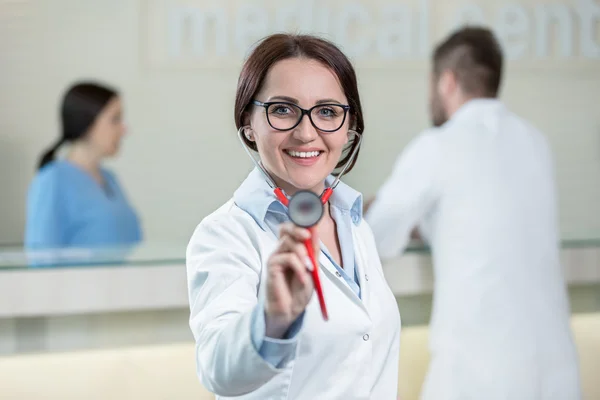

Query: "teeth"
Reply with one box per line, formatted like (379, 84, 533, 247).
(287, 150, 320, 158)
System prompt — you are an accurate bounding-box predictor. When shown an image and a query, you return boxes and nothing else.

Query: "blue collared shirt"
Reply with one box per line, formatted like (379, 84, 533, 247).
(233, 167, 363, 368)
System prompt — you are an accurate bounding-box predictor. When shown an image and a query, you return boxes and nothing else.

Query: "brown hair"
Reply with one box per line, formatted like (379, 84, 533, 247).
(38, 82, 118, 170)
(234, 33, 364, 175)
(433, 26, 503, 97)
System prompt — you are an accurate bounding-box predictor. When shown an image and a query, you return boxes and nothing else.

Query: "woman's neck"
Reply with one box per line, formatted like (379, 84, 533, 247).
(270, 175, 332, 220)
(67, 143, 103, 181)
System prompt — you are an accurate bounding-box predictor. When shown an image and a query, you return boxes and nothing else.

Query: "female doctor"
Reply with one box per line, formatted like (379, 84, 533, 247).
(186, 34, 401, 399)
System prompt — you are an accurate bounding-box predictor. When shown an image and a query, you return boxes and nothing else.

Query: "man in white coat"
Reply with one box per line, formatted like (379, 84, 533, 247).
(365, 26, 582, 399)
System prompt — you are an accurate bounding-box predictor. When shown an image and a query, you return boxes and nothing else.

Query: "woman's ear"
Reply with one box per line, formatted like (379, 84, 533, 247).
(347, 129, 359, 146)
(241, 112, 255, 141)
(245, 127, 254, 141)
(348, 115, 358, 138)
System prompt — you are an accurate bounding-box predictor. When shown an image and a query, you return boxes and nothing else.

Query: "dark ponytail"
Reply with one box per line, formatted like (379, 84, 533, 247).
(38, 139, 65, 170)
(36, 81, 118, 170)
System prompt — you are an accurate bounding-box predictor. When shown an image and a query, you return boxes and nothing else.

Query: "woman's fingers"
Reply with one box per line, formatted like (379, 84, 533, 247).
(279, 222, 311, 242)
(268, 252, 310, 286)
(277, 235, 308, 258)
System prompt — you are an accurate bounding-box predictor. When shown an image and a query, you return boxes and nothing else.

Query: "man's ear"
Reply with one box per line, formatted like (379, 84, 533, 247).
(438, 69, 457, 97)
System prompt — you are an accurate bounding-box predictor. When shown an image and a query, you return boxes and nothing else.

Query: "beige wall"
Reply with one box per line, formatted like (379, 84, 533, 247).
(1, 0, 599, 245)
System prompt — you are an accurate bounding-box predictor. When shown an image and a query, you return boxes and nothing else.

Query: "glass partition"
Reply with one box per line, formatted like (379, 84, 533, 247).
(0, 242, 186, 270)
(1, 238, 599, 270)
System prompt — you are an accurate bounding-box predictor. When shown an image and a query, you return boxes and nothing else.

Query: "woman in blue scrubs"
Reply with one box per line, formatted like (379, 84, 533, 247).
(24, 82, 142, 249)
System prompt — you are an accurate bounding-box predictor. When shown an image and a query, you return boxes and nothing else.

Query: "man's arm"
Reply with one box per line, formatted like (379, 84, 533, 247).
(365, 197, 422, 241)
(364, 132, 441, 260)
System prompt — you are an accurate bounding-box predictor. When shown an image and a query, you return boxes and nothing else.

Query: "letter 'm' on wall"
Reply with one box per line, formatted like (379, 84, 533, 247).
(168, 6, 228, 58)
(235, 4, 268, 56)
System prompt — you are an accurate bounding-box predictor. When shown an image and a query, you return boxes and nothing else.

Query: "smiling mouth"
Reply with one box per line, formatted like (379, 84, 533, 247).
(284, 150, 323, 158)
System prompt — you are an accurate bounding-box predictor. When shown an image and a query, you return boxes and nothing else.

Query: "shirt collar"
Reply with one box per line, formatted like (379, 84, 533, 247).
(233, 167, 363, 231)
(450, 98, 505, 123)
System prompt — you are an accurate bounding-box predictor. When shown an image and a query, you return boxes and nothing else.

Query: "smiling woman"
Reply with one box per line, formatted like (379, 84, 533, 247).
(185, 33, 401, 399)
(234, 34, 364, 187)
(243, 57, 354, 190)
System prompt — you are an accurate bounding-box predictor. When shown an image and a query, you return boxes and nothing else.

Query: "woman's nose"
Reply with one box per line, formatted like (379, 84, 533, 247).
(292, 117, 318, 142)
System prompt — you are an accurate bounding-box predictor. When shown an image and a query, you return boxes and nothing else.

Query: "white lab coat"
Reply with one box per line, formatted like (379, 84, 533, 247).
(186, 198, 401, 399)
(366, 99, 581, 400)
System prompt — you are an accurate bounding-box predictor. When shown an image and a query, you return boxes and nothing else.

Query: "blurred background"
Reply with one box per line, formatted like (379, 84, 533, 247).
(0, 0, 598, 399)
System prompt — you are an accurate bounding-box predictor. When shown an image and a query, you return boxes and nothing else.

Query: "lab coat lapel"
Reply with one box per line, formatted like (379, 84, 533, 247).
(317, 251, 356, 298)
(352, 226, 370, 311)
(316, 234, 370, 316)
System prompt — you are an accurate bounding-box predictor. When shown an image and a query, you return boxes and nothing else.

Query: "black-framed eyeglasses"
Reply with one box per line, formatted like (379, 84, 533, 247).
(252, 100, 350, 132)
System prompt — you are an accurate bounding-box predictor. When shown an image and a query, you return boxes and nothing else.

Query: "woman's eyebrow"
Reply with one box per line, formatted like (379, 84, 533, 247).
(267, 95, 298, 103)
(267, 96, 344, 105)
(315, 98, 343, 105)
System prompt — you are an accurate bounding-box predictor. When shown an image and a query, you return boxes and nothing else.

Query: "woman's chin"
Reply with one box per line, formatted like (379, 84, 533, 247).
(269, 165, 330, 194)
(104, 146, 120, 158)
(285, 175, 327, 194)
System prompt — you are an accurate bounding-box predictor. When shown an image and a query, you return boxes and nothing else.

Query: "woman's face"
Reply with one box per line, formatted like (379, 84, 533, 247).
(248, 57, 351, 195)
(86, 97, 126, 157)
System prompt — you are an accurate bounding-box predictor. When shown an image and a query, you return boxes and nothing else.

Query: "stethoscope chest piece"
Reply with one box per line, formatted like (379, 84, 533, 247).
(288, 190, 324, 228)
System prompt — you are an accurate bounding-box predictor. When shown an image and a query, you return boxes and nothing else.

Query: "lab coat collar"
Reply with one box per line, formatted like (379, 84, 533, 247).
(450, 98, 505, 123)
(233, 167, 363, 232)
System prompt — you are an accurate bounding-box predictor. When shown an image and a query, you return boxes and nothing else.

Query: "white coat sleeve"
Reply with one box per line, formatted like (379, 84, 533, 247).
(365, 132, 442, 260)
(186, 214, 286, 396)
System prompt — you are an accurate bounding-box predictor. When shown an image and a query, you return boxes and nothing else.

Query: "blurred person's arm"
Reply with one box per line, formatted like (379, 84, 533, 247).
(24, 171, 64, 249)
(365, 199, 422, 240)
(364, 131, 441, 260)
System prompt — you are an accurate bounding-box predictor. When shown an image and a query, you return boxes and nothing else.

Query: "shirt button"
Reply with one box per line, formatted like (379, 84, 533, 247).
(365, 274, 369, 281)
(363, 334, 370, 341)
(352, 215, 360, 224)
(335, 271, 342, 277)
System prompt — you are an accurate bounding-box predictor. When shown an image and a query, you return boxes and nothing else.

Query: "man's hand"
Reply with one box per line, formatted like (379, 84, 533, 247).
(410, 227, 422, 241)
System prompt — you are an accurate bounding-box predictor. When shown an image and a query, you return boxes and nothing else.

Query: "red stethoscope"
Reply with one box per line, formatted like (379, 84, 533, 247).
(238, 126, 362, 321)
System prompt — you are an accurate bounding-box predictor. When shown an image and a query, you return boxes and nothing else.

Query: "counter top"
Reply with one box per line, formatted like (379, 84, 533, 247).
(0, 240, 598, 318)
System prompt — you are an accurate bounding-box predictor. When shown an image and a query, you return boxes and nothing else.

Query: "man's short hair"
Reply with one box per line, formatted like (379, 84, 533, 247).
(433, 26, 504, 97)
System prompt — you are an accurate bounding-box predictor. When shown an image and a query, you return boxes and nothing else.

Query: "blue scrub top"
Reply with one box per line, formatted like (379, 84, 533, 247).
(24, 160, 143, 249)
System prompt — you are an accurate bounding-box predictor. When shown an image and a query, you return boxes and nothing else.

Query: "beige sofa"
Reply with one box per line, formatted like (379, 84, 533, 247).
(0, 313, 598, 400)
(397, 312, 600, 400)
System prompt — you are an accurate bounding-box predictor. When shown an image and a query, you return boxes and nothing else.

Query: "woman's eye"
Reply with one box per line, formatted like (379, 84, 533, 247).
(319, 108, 337, 117)
(271, 106, 291, 115)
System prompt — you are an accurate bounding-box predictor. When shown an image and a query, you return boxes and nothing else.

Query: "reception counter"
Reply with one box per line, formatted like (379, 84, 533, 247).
(0, 240, 599, 356)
